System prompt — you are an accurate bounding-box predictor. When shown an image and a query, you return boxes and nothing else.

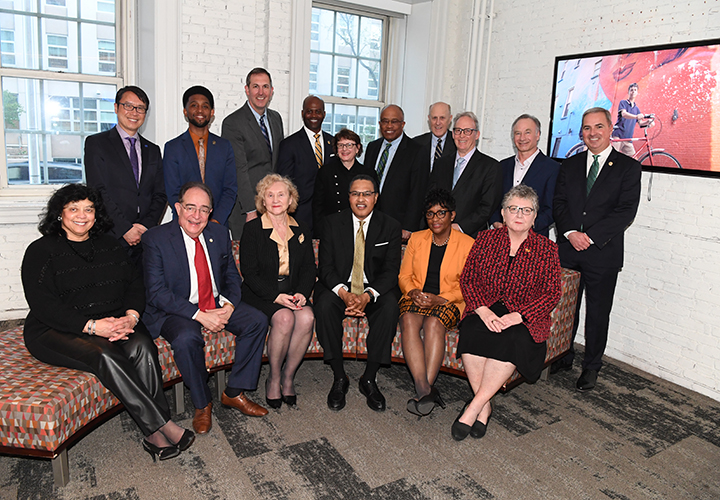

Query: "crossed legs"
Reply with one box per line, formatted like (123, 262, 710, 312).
(400, 313, 446, 399)
(458, 353, 516, 426)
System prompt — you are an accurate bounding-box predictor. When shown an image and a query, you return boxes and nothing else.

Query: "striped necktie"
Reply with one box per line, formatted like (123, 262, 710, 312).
(314, 133, 323, 168)
(259, 115, 272, 155)
(376, 142, 391, 181)
(434, 138, 443, 161)
(587, 154, 600, 195)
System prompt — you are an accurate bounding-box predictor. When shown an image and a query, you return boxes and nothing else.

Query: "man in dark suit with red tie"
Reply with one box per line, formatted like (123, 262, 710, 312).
(552, 107, 642, 391)
(85, 86, 166, 269)
(143, 182, 269, 434)
(276, 95, 333, 233)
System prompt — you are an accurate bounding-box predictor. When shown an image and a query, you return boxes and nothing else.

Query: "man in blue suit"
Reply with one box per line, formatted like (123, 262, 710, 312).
(276, 95, 333, 233)
(164, 86, 238, 226)
(490, 114, 559, 237)
(143, 182, 268, 435)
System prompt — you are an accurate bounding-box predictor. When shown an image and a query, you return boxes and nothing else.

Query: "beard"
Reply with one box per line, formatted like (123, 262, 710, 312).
(188, 116, 210, 129)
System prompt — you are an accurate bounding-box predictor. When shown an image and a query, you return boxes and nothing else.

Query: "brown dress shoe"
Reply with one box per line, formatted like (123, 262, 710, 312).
(221, 392, 268, 417)
(193, 402, 212, 434)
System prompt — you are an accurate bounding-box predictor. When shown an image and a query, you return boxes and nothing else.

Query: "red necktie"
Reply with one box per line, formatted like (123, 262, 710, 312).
(193, 237, 215, 311)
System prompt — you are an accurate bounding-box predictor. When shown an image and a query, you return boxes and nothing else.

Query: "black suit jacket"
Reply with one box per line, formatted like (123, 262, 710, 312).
(429, 149, 503, 237)
(318, 209, 402, 299)
(490, 152, 560, 237)
(239, 215, 316, 302)
(84, 126, 166, 241)
(221, 102, 284, 235)
(413, 130, 456, 173)
(276, 128, 334, 232)
(364, 134, 423, 231)
(553, 148, 641, 268)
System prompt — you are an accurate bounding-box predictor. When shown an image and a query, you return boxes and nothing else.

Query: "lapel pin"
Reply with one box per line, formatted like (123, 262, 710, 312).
(209, 238, 214, 243)
(608, 162, 613, 166)
(212, 141, 216, 145)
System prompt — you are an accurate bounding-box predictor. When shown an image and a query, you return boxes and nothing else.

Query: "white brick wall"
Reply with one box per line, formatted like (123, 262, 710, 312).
(482, 0, 720, 400)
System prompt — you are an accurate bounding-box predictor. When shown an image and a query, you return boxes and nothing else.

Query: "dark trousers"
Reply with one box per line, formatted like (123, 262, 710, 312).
(561, 256, 620, 372)
(160, 302, 268, 409)
(25, 323, 170, 437)
(314, 284, 399, 365)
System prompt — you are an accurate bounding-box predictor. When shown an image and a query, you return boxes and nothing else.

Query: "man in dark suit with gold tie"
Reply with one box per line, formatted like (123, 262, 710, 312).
(552, 107, 642, 391)
(314, 175, 402, 412)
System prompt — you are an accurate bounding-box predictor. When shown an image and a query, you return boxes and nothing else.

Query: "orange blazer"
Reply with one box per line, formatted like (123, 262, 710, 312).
(398, 229, 475, 315)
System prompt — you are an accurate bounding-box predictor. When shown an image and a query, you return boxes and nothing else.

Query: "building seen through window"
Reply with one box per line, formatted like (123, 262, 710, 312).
(310, 5, 386, 147)
(0, 0, 119, 186)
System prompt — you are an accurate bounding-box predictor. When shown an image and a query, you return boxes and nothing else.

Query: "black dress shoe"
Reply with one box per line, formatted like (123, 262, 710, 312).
(327, 376, 350, 411)
(265, 379, 282, 409)
(281, 394, 297, 407)
(576, 369, 598, 392)
(358, 377, 386, 412)
(416, 386, 446, 416)
(550, 360, 573, 375)
(451, 402, 472, 441)
(142, 439, 180, 462)
(407, 398, 422, 416)
(170, 429, 196, 451)
(470, 405, 492, 439)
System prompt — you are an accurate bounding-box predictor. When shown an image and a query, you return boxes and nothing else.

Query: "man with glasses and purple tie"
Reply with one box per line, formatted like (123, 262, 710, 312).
(428, 111, 503, 238)
(222, 68, 284, 240)
(85, 85, 166, 272)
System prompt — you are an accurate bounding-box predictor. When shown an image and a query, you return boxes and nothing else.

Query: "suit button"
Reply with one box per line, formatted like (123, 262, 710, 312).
(582, 211, 587, 215)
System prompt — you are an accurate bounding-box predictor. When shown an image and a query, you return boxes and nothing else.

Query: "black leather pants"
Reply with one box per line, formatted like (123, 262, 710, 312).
(24, 322, 171, 437)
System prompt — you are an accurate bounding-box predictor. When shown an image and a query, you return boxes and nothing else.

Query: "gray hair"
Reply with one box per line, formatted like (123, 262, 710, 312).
(582, 107, 612, 127)
(502, 184, 539, 213)
(427, 102, 452, 116)
(380, 104, 404, 121)
(453, 111, 479, 130)
(511, 114, 541, 135)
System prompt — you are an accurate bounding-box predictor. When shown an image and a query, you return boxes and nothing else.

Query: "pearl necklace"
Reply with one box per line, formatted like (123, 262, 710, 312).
(432, 233, 450, 246)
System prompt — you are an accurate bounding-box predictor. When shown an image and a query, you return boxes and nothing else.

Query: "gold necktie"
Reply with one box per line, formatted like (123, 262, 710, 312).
(351, 220, 365, 295)
(198, 138, 206, 182)
(314, 133, 323, 168)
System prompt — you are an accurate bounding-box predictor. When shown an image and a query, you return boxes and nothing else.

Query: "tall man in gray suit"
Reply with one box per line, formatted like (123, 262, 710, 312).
(222, 68, 284, 239)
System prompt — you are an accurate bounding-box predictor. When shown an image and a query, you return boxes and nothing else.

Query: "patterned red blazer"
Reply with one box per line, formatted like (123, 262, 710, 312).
(460, 226, 562, 342)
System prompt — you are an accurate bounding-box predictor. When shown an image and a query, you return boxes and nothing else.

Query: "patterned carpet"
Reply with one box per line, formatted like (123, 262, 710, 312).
(1, 352, 719, 500)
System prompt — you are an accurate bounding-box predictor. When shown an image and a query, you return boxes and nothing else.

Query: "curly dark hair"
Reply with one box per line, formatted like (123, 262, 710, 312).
(39, 184, 114, 238)
(424, 188, 456, 213)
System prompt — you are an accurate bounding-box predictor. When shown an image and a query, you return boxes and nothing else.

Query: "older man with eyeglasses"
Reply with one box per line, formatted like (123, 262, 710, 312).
(428, 111, 503, 237)
(85, 85, 167, 272)
(142, 182, 269, 434)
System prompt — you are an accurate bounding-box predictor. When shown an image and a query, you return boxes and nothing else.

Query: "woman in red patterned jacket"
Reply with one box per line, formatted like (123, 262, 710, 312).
(452, 185, 562, 441)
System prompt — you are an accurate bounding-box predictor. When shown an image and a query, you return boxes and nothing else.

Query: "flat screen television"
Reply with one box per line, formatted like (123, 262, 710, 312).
(548, 38, 720, 178)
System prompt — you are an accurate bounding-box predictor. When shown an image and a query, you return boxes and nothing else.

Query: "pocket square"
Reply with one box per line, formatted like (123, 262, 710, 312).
(374, 241, 389, 247)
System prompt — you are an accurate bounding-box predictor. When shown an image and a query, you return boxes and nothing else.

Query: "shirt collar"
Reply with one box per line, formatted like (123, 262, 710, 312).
(115, 124, 138, 141)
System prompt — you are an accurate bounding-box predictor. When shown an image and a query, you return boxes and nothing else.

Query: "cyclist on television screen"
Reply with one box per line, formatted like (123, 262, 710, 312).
(612, 83, 652, 155)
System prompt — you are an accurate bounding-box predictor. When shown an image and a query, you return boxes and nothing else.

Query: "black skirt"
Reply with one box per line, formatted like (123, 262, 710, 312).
(456, 302, 547, 382)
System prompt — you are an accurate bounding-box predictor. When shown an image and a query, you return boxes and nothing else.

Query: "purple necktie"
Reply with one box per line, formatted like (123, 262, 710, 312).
(127, 137, 139, 186)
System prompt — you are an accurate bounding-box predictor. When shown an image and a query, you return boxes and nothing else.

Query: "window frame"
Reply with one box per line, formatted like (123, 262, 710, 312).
(0, 1, 125, 196)
(310, 3, 390, 142)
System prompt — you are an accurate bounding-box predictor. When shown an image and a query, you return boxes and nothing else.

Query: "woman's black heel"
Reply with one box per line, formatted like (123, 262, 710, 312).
(143, 439, 180, 462)
(416, 386, 446, 416)
(171, 429, 195, 451)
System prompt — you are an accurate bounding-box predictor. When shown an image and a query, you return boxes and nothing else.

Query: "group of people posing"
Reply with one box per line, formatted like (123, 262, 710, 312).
(21, 67, 642, 459)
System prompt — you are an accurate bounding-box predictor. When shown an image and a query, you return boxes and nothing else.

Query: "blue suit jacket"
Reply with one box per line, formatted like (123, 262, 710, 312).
(490, 151, 560, 237)
(141, 220, 242, 338)
(163, 131, 238, 226)
(276, 128, 334, 232)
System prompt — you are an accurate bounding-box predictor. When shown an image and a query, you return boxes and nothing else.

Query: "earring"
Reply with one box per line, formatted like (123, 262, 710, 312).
(57, 216, 62, 221)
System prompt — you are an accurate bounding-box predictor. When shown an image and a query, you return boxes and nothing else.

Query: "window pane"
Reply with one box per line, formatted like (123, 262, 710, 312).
(357, 59, 380, 100)
(312, 8, 334, 53)
(313, 53, 333, 96)
(324, 104, 380, 146)
(43, 0, 78, 18)
(82, 22, 116, 75)
(334, 58, 356, 97)
(85, 0, 116, 22)
(42, 20, 77, 72)
(2, 77, 116, 185)
(358, 16, 382, 60)
(0, 14, 40, 70)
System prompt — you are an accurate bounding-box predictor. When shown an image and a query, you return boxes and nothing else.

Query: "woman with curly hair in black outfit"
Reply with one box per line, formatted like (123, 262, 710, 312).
(21, 184, 193, 461)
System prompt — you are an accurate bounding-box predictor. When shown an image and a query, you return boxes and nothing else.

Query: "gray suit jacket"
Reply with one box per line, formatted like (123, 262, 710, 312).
(221, 102, 284, 236)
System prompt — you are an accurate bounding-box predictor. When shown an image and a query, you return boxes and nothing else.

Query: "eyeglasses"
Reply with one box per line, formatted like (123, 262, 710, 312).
(349, 191, 375, 198)
(425, 209, 449, 220)
(180, 204, 212, 216)
(379, 119, 403, 126)
(337, 143, 358, 150)
(505, 205, 535, 216)
(452, 128, 477, 136)
(118, 102, 148, 114)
